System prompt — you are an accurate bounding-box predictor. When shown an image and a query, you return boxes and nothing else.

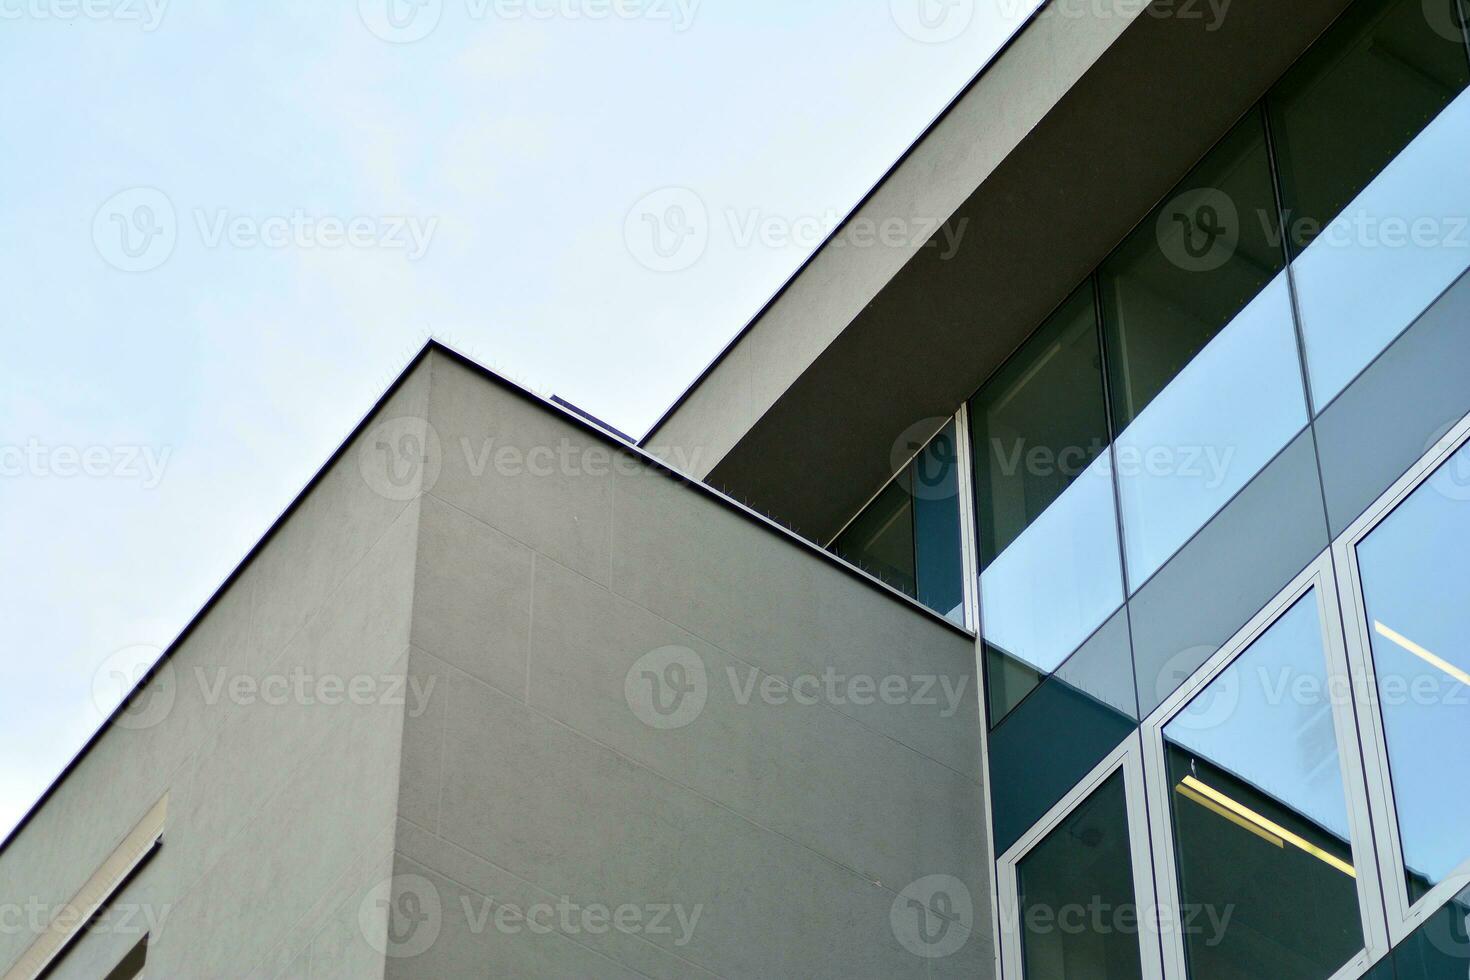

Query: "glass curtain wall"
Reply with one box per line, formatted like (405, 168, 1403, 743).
(1354, 441, 1470, 905)
(952, 0, 1470, 733)
(1099, 111, 1308, 587)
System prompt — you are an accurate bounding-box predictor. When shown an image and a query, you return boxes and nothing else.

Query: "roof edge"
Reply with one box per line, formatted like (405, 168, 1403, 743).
(639, 0, 1053, 447)
(2, 339, 973, 858)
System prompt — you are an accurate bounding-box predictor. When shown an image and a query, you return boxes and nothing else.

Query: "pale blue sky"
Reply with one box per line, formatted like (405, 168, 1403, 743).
(0, 0, 1035, 838)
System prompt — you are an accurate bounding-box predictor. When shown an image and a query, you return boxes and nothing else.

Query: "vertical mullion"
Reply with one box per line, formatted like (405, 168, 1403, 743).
(907, 451, 922, 605)
(1460, 0, 1470, 75)
(956, 401, 1003, 980)
(954, 404, 982, 633)
(1260, 97, 1321, 420)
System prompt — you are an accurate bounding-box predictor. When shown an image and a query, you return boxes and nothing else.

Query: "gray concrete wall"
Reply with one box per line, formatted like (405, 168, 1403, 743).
(0, 367, 431, 980)
(2, 348, 989, 979)
(385, 350, 989, 978)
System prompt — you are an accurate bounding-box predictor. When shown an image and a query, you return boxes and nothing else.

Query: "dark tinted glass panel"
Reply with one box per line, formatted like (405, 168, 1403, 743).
(103, 937, 149, 980)
(912, 421, 965, 623)
(1269, 0, 1470, 257)
(1164, 594, 1365, 980)
(1099, 110, 1286, 430)
(971, 284, 1111, 566)
(1391, 885, 1470, 980)
(1018, 772, 1144, 980)
(833, 480, 916, 598)
(990, 674, 1135, 854)
(1356, 441, 1470, 902)
(986, 645, 1044, 726)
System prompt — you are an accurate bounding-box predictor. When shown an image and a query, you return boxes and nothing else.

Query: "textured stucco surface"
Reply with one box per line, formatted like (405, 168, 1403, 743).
(1, 350, 988, 979)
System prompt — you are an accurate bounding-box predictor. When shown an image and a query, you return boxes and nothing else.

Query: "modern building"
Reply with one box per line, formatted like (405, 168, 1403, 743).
(4, 0, 1470, 976)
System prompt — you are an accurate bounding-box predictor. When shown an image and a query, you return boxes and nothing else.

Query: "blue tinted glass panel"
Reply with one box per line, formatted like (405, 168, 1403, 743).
(1164, 593, 1365, 979)
(980, 451, 1124, 675)
(912, 421, 965, 624)
(1356, 441, 1470, 902)
(1291, 89, 1470, 408)
(971, 284, 1124, 675)
(1099, 111, 1306, 587)
(1114, 273, 1308, 586)
(1269, 0, 1470, 408)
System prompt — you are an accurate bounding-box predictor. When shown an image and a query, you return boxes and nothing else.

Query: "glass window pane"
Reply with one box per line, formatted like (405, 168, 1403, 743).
(1164, 594, 1366, 980)
(990, 672, 1136, 854)
(980, 453, 1125, 675)
(911, 421, 965, 624)
(1113, 273, 1308, 585)
(1100, 111, 1286, 430)
(1356, 441, 1470, 903)
(971, 285, 1125, 674)
(1270, 0, 1470, 258)
(1100, 112, 1307, 586)
(1017, 771, 1145, 980)
(1270, 0, 1470, 409)
(833, 480, 916, 598)
(1390, 883, 1470, 976)
(971, 285, 1112, 564)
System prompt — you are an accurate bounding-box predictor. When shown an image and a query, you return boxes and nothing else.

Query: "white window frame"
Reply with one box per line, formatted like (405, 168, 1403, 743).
(1139, 553, 1390, 980)
(1332, 410, 1470, 947)
(996, 731, 1166, 980)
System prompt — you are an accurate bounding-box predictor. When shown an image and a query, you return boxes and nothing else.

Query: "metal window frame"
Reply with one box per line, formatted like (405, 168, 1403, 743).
(1139, 553, 1390, 980)
(954, 404, 982, 632)
(996, 731, 1166, 980)
(956, 401, 1004, 980)
(1332, 409, 1470, 947)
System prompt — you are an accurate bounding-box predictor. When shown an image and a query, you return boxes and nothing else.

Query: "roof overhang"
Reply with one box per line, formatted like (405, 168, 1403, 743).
(645, 0, 1354, 543)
